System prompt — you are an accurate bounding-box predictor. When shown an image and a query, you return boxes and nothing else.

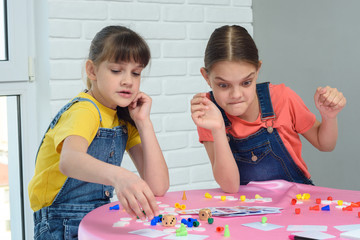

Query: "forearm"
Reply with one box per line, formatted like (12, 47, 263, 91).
(317, 117, 338, 151)
(136, 120, 169, 196)
(59, 150, 125, 187)
(211, 128, 240, 193)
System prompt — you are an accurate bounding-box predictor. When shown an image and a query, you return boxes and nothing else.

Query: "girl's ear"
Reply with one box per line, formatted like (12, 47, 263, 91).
(200, 67, 212, 88)
(86, 60, 97, 81)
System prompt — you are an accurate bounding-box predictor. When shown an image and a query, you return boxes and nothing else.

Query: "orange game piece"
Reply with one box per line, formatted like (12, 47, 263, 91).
(309, 205, 320, 211)
(182, 191, 187, 200)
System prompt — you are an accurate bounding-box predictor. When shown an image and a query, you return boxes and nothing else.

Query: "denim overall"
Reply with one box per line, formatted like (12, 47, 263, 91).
(210, 82, 313, 185)
(33, 97, 128, 240)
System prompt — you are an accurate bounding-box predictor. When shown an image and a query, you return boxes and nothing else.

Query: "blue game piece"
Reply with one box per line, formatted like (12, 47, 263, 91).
(321, 205, 330, 211)
(109, 204, 120, 210)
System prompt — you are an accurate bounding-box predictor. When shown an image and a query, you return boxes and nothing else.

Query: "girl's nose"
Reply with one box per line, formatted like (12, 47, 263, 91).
(120, 74, 132, 86)
(230, 87, 242, 99)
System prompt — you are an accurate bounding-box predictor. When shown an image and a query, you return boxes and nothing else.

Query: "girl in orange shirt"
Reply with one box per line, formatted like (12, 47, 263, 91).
(191, 25, 346, 193)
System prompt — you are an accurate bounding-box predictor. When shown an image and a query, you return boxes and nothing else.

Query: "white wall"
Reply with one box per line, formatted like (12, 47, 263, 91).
(42, 0, 253, 191)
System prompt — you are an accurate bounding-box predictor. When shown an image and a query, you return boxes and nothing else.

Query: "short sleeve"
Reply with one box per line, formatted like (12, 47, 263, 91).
(53, 103, 100, 153)
(286, 87, 316, 134)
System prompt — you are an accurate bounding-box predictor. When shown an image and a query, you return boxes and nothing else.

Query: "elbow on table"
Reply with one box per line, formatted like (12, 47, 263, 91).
(220, 184, 239, 194)
(152, 182, 170, 197)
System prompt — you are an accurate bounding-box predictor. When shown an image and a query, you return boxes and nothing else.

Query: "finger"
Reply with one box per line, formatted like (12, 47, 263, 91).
(118, 195, 137, 218)
(191, 103, 209, 113)
(127, 194, 146, 220)
(134, 191, 154, 220)
(143, 187, 159, 217)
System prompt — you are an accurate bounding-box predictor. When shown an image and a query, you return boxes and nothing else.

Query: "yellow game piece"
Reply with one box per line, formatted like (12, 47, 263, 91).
(221, 196, 226, 201)
(302, 193, 311, 200)
(175, 202, 180, 208)
(296, 194, 302, 200)
(240, 195, 246, 201)
(180, 204, 186, 210)
(205, 192, 212, 199)
(338, 200, 343, 206)
(255, 194, 262, 199)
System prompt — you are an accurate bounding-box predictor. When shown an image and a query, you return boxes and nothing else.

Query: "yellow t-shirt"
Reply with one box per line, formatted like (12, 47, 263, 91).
(28, 92, 141, 212)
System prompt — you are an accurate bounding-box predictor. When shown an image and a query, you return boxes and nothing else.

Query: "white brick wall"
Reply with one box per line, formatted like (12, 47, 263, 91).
(47, 0, 253, 191)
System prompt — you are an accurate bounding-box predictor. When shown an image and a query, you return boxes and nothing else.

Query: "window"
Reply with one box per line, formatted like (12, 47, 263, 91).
(0, 0, 36, 239)
(0, 0, 28, 82)
(0, 0, 8, 61)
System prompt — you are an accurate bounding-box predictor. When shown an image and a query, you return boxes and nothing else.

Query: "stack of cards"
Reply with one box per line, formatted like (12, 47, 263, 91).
(178, 206, 282, 217)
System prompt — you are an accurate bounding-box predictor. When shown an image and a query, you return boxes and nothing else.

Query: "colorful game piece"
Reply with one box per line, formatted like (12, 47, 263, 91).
(216, 226, 224, 232)
(176, 223, 188, 236)
(321, 205, 330, 211)
(295, 208, 301, 214)
(205, 192, 212, 199)
(296, 194, 302, 200)
(224, 224, 230, 237)
(291, 199, 297, 205)
(240, 195, 246, 201)
(302, 193, 310, 200)
(208, 218, 214, 224)
(358, 212, 360, 218)
(175, 203, 180, 208)
(109, 204, 120, 210)
(255, 194, 262, 199)
(316, 198, 321, 204)
(261, 216, 267, 224)
(338, 200, 344, 206)
(309, 205, 320, 211)
(221, 196, 226, 201)
(343, 206, 353, 211)
(182, 191, 187, 200)
(327, 196, 333, 201)
(180, 204, 186, 210)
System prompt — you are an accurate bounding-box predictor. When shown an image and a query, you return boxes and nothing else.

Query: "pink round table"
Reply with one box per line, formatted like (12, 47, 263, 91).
(79, 180, 360, 239)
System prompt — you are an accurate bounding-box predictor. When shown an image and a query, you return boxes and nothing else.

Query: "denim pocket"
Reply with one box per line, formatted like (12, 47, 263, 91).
(34, 221, 55, 240)
(233, 141, 272, 164)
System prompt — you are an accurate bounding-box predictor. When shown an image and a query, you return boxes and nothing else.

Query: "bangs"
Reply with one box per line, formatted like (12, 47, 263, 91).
(101, 33, 150, 66)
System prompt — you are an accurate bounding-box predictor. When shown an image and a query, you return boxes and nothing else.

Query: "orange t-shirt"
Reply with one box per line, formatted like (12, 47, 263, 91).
(197, 83, 316, 179)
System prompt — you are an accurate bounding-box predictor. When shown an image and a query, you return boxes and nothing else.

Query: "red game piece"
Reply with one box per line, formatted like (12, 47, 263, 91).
(316, 198, 321, 204)
(216, 226, 224, 232)
(309, 205, 320, 211)
(358, 212, 360, 218)
(295, 208, 301, 214)
(291, 199, 297, 205)
(327, 196, 333, 201)
(343, 206, 353, 211)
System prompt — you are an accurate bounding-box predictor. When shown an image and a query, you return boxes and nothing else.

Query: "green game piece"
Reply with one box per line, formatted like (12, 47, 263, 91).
(261, 216, 267, 224)
(224, 224, 230, 237)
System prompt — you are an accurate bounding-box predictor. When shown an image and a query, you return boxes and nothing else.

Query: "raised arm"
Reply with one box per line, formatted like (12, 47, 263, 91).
(302, 86, 346, 151)
(191, 93, 240, 193)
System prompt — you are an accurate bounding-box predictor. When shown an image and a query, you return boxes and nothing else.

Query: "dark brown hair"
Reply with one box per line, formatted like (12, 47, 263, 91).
(87, 25, 151, 127)
(204, 25, 260, 72)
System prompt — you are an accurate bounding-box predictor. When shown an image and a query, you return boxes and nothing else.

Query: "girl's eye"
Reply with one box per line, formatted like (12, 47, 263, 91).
(111, 69, 120, 73)
(219, 83, 228, 88)
(242, 80, 252, 87)
(132, 72, 141, 76)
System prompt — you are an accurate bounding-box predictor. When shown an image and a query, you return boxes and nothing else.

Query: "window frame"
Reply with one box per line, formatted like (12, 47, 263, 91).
(0, 0, 28, 82)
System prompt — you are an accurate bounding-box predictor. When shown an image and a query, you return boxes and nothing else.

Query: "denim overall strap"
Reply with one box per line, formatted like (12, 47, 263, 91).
(34, 97, 102, 164)
(256, 82, 276, 120)
(209, 91, 231, 128)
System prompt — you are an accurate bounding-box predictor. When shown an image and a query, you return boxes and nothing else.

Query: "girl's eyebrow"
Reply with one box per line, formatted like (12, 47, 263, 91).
(214, 72, 255, 82)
